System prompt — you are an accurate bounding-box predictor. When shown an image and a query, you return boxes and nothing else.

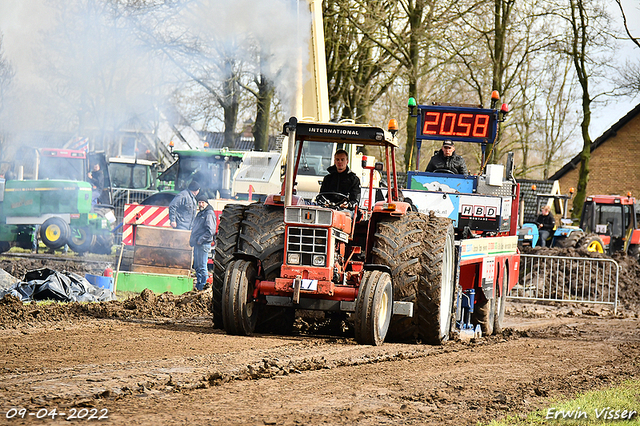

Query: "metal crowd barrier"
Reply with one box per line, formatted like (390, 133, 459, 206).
(509, 254, 619, 314)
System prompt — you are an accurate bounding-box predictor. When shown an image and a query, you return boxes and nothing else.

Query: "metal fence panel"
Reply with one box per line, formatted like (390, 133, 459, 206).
(509, 254, 619, 314)
(112, 189, 159, 244)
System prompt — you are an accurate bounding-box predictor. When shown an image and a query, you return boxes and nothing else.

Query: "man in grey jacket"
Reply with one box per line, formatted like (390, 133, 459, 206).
(190, 193, 216, 290)
(169, 181, 199, 230)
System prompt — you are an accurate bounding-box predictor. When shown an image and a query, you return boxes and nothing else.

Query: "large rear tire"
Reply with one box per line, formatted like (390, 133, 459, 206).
(238, 203, 285, 278)
(212, 204, 247, 328)
(68, 227, 96, 254)
(222, 259, 259, 336)
(90, 232, 114, 254)
(372, 212, 456, 344)
(354, 270, 393, 346)
(40, 217, 71, 250)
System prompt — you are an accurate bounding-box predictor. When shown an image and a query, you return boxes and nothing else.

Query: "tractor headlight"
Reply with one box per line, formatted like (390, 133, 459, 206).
(312, 255, 325, 266)
(524, 235, 532, 240)
(288, 253, 300, 265)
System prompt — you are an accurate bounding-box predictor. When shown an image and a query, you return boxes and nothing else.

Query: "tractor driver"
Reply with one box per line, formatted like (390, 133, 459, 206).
(426, 140, 468, 176)
(319, 149, 361, 210)
(535, 205, 556, 247)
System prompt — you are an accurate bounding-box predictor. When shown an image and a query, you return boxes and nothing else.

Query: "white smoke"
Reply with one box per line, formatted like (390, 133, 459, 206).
(0, 0, 311, 154)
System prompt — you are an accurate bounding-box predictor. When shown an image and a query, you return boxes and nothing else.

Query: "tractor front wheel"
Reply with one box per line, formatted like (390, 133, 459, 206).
(222, 259, 259, 336)
(577, 233, 605, 253)
(40, 217, 71, 250)
(212, 204, 247, 328)
(354, 270, 393, 346)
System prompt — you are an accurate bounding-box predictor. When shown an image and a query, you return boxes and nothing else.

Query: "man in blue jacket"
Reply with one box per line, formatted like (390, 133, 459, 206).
(169, 180, 199, 230)
(190, 193, 216, 291)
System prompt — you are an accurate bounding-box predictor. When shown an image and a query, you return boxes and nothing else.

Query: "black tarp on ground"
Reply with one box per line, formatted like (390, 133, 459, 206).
(0, 268, 115, 302)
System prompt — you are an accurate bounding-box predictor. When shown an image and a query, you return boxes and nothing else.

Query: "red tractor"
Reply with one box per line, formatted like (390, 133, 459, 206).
(574, 194, 640, 258)
(212, 117, 456, 345)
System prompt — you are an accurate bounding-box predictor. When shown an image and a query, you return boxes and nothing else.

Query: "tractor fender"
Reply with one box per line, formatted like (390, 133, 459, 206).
(519, 223, 539, 247)
(371, 201, 412, 215)
(554, 226, 581, 236)
(232, 252, 260, 264)
(363, 264, 392, 275)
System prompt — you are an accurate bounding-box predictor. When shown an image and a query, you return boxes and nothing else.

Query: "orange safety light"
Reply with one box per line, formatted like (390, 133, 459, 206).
(569, 187, 575, 194)
(169, 141, 174, 147)
(531, 184, 537, 191)
(204, 142, 209, 148)
(388, 119, 398, 138)
(627, 191, 632, 197)
(491, 90, 500, 101)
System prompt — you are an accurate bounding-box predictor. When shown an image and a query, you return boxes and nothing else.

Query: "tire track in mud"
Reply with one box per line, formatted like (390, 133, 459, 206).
(1, 327, 527, 408)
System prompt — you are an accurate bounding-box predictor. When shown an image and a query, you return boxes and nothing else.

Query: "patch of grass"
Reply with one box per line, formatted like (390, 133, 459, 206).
(486, 380, 640, 425)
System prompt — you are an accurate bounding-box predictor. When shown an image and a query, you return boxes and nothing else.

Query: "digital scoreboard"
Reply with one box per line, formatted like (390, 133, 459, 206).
(416, 105, 498, 144)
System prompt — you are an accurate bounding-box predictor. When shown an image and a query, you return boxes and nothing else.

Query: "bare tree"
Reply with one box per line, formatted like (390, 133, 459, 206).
(614, 0, 640, 93)
(547, 0, 614, 218)
(539, 58, 579, 179)
(40, 0, 165, 151)
(615, 0, 640, 49)
(323, 0, 400, 124)
(340, 0, 464, 171)
(0, 34, 15, 164)
(445, 0, 561, 168)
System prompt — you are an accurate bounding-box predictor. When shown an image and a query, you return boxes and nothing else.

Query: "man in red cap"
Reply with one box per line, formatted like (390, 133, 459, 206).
(425, 140, 468, 175)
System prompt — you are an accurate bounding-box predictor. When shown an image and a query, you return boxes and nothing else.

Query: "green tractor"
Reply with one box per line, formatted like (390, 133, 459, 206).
(0, 148, 115, 254)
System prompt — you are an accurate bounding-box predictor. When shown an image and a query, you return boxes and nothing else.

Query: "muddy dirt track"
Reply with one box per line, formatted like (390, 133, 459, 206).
(1, 251, 640, 425)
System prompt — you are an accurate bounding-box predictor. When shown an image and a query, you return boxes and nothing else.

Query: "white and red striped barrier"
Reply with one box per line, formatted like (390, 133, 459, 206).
(122, 204, 171, 245)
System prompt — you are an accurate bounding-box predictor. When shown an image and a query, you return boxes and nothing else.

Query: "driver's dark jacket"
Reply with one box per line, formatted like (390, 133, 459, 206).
(535, 213, 555, 232)
(319, 165, 361, 208)
(425, 150, 468, 176)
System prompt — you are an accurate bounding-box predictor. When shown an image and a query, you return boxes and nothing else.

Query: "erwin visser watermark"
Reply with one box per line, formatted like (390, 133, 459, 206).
(546, 407, 637, 421)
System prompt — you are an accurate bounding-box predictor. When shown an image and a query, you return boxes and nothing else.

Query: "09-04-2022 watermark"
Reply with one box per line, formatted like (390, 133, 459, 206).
(546, 407, 637, 421)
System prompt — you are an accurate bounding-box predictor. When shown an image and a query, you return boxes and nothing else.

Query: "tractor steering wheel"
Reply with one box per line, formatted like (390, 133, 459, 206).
(433, 168, 456, 174)
(316, 192, 350, 209)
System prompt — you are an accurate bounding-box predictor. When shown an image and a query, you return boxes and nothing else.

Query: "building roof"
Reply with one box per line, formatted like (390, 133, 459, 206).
(201, 132, 281, 151)
(517, 179, 561, 223)
(549, 103, 640, 181)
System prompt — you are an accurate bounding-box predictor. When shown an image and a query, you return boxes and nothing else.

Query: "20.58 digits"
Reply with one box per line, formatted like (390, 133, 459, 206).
(421, 111, 491, 138)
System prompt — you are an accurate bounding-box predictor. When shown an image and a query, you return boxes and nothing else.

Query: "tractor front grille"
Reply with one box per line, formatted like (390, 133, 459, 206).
(287, 227, 328, 266)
